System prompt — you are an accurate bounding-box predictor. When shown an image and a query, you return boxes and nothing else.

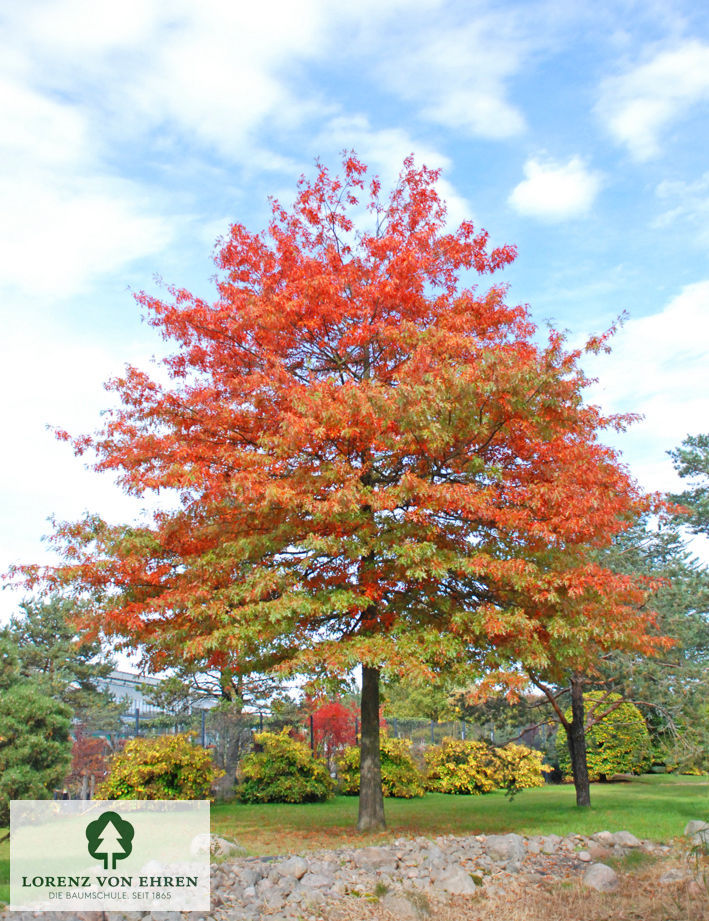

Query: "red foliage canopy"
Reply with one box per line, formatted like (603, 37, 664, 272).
(16, 153, 663, 685)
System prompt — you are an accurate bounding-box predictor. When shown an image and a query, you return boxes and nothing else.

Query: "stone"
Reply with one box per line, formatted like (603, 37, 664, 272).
(380, 891, 431, 919)
(262, 889, 287, 911)
(434, 866, 478, 895)
(353, 846, 398, 872)
(277, 856, 308, 880)
(484, 833, 525, 864)
(583, 863, 619, 892)
(190, 833, 247, 858)
(591, 831, 614, 846)
(684, 820, 709, 837)
(658, 869, 686, 885)
(541, 834, 561, 854)
(299, 872, 333, 889)
(577, 850, 592, 862)
(612, 830, 640, 848)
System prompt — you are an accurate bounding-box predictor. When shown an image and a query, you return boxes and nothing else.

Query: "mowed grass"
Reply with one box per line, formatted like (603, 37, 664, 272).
(0, 775, 706, 904)
(0, 853, 8, 907)
(211, 774, 709, 855)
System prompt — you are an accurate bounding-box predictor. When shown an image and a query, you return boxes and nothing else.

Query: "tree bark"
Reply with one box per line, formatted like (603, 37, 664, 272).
(565, 675, 592, 807)
(357, 664, 386, 832)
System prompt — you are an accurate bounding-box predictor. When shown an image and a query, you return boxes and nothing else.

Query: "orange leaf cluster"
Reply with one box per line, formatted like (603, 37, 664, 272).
(12, 153, 663, 683)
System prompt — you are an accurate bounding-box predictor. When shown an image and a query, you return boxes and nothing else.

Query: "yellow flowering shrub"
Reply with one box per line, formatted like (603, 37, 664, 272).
(96, 733, 223, 799)
(493, 742, 549, 793)
(238, 730, 334, 803)
(424, 738, 498, 794)
(337, 737, 426, 798)
(425, 738, 549, 794)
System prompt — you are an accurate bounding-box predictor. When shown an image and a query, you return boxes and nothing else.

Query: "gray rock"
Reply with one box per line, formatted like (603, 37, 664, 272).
(691, 829, 709, 848)
(262, 889, 286, 911)
(190, 833, 246, 858)
(659, 869, 686, 885)
(577, 850, 592, 862)
(353, 846, 398, 871)
(380, 891, 431, 919)
(612, 830, 640, 848)
(484, 833, 525, 864)
(299, 872, 333, 889)
(277, 856, 308, 880)
(591, 831, 614, 846)
(434, 866, 478, 895)
(541, 834, 562, 854)
(583, 863, 619, 892)
(236, 866, 261, 887)
(684, 820, 709, 837)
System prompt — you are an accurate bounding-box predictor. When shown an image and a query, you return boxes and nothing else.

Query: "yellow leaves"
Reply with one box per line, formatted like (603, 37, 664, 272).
(425, 737, 548, 794)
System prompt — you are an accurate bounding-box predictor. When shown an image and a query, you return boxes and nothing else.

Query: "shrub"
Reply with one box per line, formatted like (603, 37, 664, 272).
(96, 733, 223, 799)
(0, 682, 73, 826)
(555, 693, 652, 781)
(337, 737, 426, 798)
(238, 730, 334, 803)
(493, 742, 550, 793)
(424, 738, 549, 795)
(424, 738, 499, 794)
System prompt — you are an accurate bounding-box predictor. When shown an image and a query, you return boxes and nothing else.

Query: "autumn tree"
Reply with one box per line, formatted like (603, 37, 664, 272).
(463, 544, 666, 806)
(16, 154, 661, 831)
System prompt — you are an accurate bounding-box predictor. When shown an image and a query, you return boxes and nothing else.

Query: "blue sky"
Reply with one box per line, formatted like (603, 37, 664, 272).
(2, 0, 709, 620)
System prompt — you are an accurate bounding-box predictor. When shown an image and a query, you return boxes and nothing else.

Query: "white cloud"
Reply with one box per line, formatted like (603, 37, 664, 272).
(582, 281, 709, 492)
(654, 171, 709, 248)
(6, 0, 333, 160)
(597, 40, 709, 160)
(374, 14, 527, 139)
(508, 156, 602, 221)
(0, 173, 174, 298)
(0, 68, 174, 299)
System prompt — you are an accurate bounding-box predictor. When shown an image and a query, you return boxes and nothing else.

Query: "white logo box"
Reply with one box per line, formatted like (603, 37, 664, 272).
(11, 800, 210, 911)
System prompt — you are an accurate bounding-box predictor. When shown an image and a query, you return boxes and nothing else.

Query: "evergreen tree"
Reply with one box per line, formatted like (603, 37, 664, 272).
(669, 433, 709, 536)
(1, 597, 124, 732)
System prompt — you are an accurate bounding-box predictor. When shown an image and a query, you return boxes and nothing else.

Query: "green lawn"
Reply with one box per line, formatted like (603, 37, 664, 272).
(1, 776, 706, 904)
(0, 857, 7, 909)
(211, 774, 709, 855)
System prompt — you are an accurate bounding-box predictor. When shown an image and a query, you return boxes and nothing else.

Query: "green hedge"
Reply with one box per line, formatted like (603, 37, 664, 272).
(96, 733, 223, 799)
(425, 738, 549, 795)
(238, 730, 334, 803)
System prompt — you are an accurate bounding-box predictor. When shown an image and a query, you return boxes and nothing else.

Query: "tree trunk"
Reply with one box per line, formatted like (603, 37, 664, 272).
(565, 676, 592, 807)
(357, 665, 386, 832)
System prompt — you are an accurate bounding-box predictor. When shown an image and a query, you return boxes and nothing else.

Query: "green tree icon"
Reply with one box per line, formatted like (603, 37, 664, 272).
(85, 811, 134, 870)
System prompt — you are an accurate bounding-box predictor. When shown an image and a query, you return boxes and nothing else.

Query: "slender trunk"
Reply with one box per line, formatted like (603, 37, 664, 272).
(357, 665, 386, 832)
(565, 676, 591, 807)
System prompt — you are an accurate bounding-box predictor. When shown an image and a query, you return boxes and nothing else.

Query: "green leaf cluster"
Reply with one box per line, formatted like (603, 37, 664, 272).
(336, 737, 426, 798)
(96, 733, 223, 799)
(238, 730, 334, 803)
(555, 693, 652, 781)
(0, 684, 72, 826)
(424, 738, 548, 795)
